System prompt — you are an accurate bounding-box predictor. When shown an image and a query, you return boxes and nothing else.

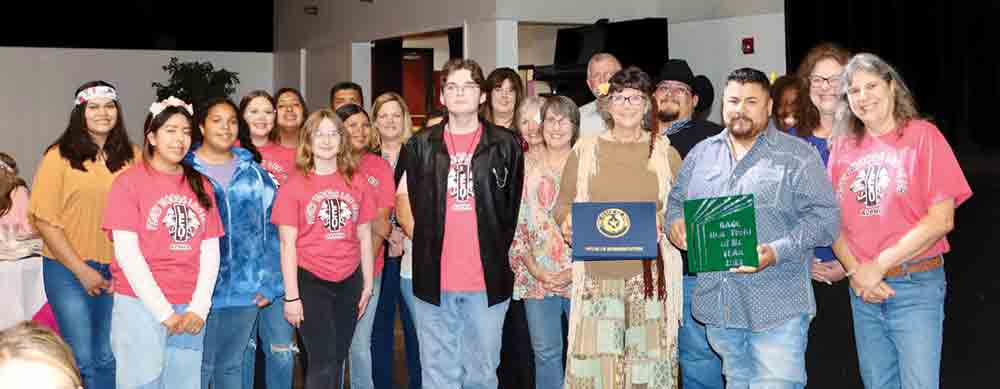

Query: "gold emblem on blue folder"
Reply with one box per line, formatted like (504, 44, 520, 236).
(596, 208, 630, 238)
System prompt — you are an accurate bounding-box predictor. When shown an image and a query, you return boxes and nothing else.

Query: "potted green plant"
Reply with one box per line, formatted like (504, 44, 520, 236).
(152, 57, 240, 106)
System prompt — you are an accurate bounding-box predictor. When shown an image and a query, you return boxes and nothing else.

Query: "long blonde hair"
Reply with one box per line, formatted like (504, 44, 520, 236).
(297, 109, 361, 185)
(0, 321, 82, 388)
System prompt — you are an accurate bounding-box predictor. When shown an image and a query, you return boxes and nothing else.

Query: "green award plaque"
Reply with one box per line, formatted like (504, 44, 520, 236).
(683, 194, 759, 273)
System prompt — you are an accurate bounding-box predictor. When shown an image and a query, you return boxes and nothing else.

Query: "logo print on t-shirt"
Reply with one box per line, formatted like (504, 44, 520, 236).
(447, 152, 474, 210)
(306, 190, 359, 240)
(163, 204, 202, 251)
(319, 198, 353, 233)
(850, 164, 889, 216)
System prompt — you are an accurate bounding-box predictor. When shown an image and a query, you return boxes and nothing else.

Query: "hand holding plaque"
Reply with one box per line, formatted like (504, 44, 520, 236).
(683, 194, 759, 272)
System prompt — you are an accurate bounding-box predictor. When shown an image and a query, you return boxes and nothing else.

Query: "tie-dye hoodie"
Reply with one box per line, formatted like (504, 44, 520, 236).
(185, 147, 283, 308)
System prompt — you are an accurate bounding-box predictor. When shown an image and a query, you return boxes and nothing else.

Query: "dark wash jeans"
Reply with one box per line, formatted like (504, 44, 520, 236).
(298, 267, 361, 388)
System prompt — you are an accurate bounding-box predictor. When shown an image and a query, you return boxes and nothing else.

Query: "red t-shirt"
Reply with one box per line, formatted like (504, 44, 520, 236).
(440, 127, 486, 291)
(102, 164, 225, 304)
(828, 120, 972, 263)
(258, 143, 298, 187)
(271, 170, 376, 282)
(359, 153, 395, 277)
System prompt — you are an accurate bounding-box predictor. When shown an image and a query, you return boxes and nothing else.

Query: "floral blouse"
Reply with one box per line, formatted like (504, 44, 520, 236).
(509, 153, 572, 300)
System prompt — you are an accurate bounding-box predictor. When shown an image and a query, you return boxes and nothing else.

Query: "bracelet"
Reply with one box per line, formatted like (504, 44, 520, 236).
(283, 296, 301, 303)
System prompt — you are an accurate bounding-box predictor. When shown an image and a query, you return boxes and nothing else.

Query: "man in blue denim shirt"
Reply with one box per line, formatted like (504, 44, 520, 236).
(667, 68, 840, 388)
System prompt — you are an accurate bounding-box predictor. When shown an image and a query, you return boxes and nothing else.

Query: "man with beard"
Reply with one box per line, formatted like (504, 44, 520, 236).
(656, 60, 726, 389)
(654, 59, 723, 158)
(666, 68, 840, 388)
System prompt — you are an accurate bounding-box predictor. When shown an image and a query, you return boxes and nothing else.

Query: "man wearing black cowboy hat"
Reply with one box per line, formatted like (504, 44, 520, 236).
(654, 59, 723, 158)
(655, 59, 726, 389)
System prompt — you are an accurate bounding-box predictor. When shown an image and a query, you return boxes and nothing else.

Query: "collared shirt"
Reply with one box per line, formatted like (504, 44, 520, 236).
(661, 118, 691, 137)
(578, 100, 606, 137)
(666, 124, 840, 331)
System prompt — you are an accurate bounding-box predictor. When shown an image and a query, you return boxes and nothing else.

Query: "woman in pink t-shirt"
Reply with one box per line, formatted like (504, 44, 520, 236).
(255, 88, 308, 187)
(335, 103, 395, 389)
(102, 98, 224, 389)
(271, 109, 376, 388)
(829, 53, 972, 389)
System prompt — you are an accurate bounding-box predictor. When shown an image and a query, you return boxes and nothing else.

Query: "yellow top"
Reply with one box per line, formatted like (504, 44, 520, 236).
(29, 147, 139, 263)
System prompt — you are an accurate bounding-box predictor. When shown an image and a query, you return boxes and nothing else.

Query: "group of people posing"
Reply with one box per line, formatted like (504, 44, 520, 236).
(1, 41, 969, 389)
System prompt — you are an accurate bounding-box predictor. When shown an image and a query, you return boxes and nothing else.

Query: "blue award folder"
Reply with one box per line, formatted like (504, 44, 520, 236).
(571, 201, 658, 261)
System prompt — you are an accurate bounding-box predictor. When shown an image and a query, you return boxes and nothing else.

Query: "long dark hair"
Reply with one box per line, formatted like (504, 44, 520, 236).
(335, 103, 378, 153)
(481, 67, 524, 126)
(48, 80, 135, 172)
(143, 106, 213, 210)
(238, 90, 275, 162)
(0, 153, 27, 218)
(193, 97, 262, 162)
(271, 88, 309, 142)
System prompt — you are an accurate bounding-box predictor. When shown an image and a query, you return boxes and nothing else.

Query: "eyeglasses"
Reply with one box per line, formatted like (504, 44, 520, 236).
(543, 117, 574, 128)
(444, 83, 481, 95)
(609, 94, 647, 106)
(312, 130, 341, 139)
(809, 74, 844, 89)
(655, 85, 691, 97)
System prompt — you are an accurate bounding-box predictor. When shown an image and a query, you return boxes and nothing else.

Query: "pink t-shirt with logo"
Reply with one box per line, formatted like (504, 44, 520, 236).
(102, 164, 225, 304)
(359, 153, 395, 277)
(258, 143, 298, 187)
(271, 170, 376, 282)
(828, 120, 972, 264)
(440, 127, 486, 291)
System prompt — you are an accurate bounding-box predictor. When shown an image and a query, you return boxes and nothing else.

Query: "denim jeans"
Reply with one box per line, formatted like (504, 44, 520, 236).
(43, 258, 116, 389)
(201, 306, 258, 389)
(349, 274, 382, 388)
(111, 294, 205, 389)
(242, 299, 296, 389)
(299, 268, 362, 388)
(679, 275, 725, 389)
(372, 259, 421, 389)
(706, 314, 811, 389)
(412, 291, 510, 389)
(522, 295, 570, 389)
(850, 265, 946, 389)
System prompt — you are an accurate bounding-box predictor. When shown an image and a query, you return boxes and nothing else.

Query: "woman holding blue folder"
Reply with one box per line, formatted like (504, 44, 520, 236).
(554, 67, 684, 389)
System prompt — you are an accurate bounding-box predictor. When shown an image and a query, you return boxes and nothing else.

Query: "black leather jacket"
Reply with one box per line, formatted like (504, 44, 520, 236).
(394, 119, 524, 306)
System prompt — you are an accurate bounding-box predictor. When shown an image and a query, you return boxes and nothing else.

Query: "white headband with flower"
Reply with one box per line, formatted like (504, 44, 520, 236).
(75, 86, 118, 105)
(149, 96, 194, 117)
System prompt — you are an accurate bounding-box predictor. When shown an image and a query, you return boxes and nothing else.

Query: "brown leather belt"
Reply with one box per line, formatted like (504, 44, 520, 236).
(884, 255, 943, 278)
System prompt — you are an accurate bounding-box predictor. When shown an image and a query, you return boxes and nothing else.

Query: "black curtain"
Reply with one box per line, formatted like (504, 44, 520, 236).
(447, 27, 464, 59)
(785, 0, 999, 151)
(372, 37, 404, 104)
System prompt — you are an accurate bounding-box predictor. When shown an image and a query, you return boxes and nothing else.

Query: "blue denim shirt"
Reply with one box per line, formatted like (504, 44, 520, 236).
(185, 147, 284, 308)
(666, 125, 840, 331)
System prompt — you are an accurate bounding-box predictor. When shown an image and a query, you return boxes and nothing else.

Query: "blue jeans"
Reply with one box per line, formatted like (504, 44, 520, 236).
(43, 258, 116, 389)
(111, 294, 205, 389)
(850, 266, 946, 389)
(243, 299, 296, 389)
(349, 274, 382, 388)
(706, 314, 811, 389)
(679, 275, 725, 389)
(372, 259, 421, 389)
(522, 296, 570, 389)
(201, 306, 258, 389)
(412, 291, 509, 389)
